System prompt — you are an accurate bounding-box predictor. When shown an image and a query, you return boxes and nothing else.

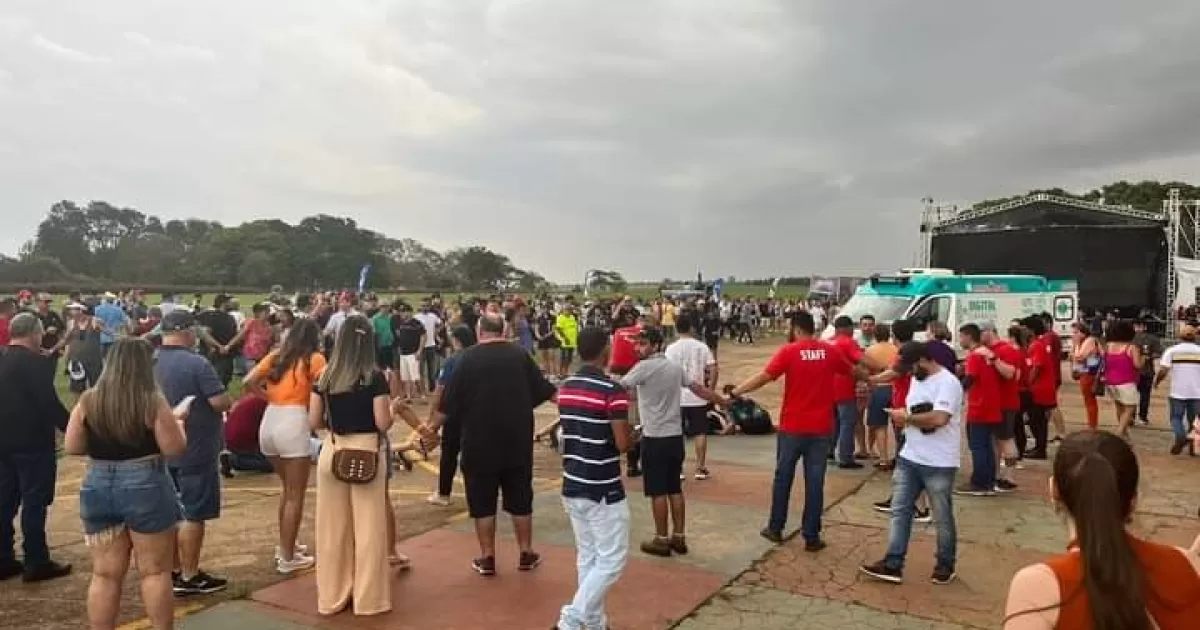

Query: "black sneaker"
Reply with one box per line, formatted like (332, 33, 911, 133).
(518, 551, 541, 571)
(218, 452, 234, 479)
(994, 479, 1019, 493)
(1171, 436, 1188, 455)
(640, 538, 672, 557)
(859, 560, 903, 584)
(0, 559, 22, 581)
(931, 566, 957, 585)
(804, 539, 827, 553)
(1025, 450, 1048, 461)
(913, 508, 933, 524)
(872, 498, 893, 513)
(22, 560, 72, 583)
(472, 556, 496, 576)
(669, 536, 688, 555)
(954, 484, 996, 497)
(174, 571, 227, 595)
(759, 528, 783, 544)
(837, 461, 865, 470)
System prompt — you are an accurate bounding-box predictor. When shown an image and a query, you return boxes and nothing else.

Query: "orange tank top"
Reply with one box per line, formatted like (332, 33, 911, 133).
(1044, 536, 1200, 629)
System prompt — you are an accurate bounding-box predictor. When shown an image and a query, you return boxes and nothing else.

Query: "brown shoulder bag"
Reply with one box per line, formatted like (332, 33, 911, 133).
(324, 392, 380, 484)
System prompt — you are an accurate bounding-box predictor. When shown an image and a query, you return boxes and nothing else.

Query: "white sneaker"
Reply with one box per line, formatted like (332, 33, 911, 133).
(276, 554, 315, 575)
(274, 544, 309, 560)
(426, 493, 451, 507)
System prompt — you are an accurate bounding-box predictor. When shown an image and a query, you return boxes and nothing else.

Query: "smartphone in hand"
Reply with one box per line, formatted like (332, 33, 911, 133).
(173, 395, 196, 419)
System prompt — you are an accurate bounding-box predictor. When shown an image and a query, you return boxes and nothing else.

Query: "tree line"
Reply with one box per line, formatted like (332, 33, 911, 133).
(973, 179, 1200, 212)
(0, 201, 551, 292)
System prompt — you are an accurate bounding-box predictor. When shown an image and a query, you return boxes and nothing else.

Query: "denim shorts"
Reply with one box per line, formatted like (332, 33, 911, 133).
(80, 457, 181, 542)
(169, 465, 221, 522)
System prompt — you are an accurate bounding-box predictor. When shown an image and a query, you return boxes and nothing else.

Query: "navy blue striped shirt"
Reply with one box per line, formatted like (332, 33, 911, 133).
(558, 365, 629, 503)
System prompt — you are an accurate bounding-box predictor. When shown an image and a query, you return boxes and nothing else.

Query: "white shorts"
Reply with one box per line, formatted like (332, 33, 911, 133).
(1108, 383, 1139, 406)
(259, 404, 312, 458)
(397, 354, 420, 382)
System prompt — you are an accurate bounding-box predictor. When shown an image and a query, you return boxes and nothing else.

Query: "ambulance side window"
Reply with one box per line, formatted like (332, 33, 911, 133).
(910, 295, 952, 328)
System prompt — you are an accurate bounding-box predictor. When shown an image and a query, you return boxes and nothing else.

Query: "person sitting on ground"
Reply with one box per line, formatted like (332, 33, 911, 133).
(219, 392, 274, 478)
(1003, 430, 1200, 629)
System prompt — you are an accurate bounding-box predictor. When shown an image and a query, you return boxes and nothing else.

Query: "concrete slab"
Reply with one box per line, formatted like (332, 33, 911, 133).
(739, 521, 1048, 629)
(250, 528, 726, 630)
(180, 601, 318, 630)
(675, 584, 972, 630)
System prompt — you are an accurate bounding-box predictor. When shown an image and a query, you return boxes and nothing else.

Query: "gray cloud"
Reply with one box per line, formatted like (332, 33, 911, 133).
(2, 1, 1199, 282)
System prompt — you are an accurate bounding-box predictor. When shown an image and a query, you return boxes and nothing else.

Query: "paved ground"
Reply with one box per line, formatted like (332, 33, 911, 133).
(5, 336, 1198, 629)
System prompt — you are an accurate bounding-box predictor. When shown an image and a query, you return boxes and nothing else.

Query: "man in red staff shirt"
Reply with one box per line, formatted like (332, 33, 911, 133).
(730, 311, 852, 551)
(981, 323, 1022, 491)
(830, 316, 883, 470)
(1022, 316, 1056, 459)
(955, 324, 1016, 496)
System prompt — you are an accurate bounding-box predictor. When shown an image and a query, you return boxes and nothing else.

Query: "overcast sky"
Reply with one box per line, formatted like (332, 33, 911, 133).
(3, 1, 1200, 283)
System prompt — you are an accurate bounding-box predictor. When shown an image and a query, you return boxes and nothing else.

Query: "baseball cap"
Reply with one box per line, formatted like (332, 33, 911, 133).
(635, 326, 664, 346)
(36, 292, 53, 302)
(161, 310, 196, 333)
(896, 341, 931, 373)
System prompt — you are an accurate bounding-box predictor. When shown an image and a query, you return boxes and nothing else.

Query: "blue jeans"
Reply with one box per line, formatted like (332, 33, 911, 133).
(885, 457, 957, 572)
(0, 450, 57, 567)
(834, 401, 859, 465)
(81, 458, 181, 538)
(1169, 398, 1199, 442)
(768, 433, 828, 542)
(966, 423, 997, 490)
(559, 496, 630, 630)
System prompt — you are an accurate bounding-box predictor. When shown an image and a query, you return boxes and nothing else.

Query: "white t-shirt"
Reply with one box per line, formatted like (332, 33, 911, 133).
(665, 337, 716, 408)
(415, 312, 442, 348)
(1160, 342, 1200, 400)
(900, 368, 963, 469)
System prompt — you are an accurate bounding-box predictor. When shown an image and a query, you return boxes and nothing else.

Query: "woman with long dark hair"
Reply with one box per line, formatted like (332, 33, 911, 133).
(1003, 431, 1200, 629)
(1103, 320, 1144, 439)
(1070, 322, 1101, 430)
(244, 318, 325, 574)
(65, 338, 187, 629)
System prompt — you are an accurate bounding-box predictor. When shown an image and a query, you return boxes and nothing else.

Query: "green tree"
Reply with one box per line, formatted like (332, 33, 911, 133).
(444, 246, 515, 290)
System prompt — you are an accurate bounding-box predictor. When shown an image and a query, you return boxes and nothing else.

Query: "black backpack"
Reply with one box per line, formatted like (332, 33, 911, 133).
(728, 397, 774, 435)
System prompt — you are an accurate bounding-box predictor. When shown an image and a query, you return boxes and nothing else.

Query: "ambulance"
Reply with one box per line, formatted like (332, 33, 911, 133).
(827, 269, 1078, 351)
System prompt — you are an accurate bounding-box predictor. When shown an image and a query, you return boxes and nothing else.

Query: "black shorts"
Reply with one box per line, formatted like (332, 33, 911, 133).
(537, 337, 559, 350)
(682, 406, 711, 437)
(641, 436, 684, 497)
(376, 347, 395, 371)
(997, 410, 1017, 441)
(463, 466, 534, 518)
(560, 347, 576, 363)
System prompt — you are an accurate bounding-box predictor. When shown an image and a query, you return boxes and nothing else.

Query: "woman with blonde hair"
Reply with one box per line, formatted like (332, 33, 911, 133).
(65, 337, 188, 629)
(309, 315, 404, 616)
(244, 318, 325, 574)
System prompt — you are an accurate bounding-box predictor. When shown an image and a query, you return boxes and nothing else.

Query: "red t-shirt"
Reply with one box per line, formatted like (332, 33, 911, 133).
(830, 334, 863, 402)
(889, 354, 912, 409)
(0, 316, 9, 346)
(224, 395, 268, 453)
(964, 351, 1002, 423)
(1028, 337, 1059, 407)
(990, 340, 1023, 412)
(609, 324, 641, 373)
(1045, 330, 1063, 386)
(764, 339, 852, 436)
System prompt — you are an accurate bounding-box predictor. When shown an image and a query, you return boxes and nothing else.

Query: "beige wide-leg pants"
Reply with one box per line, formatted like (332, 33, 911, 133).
(315, 433, 391, 616)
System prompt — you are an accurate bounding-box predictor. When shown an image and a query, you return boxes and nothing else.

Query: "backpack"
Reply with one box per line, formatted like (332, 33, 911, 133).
(729, 397, 775, 435)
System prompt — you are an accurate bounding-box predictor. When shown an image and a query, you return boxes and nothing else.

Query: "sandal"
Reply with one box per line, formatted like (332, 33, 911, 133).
(389, 553, 412, 570)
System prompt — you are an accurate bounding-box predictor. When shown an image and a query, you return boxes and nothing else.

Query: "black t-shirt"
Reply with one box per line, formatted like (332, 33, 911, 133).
(35, 310, 66, 352)
(391, 316, 425, 355)
(534, 314, 554, 339)
(196, 309, 238, 346)
(461, 305, 479, 333)
(439, 342, 556, 473)
(318, 371, 389, 435)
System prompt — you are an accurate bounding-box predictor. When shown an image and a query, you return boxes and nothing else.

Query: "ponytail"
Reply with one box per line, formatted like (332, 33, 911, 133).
(1071, 453, 1150, 630)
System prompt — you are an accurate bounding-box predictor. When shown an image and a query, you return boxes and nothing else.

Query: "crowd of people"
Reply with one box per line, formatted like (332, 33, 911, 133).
(1, 286, 1199, 629)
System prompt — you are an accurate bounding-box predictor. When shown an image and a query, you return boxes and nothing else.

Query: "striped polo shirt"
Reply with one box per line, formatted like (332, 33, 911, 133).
(558, 364, 629, 503)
